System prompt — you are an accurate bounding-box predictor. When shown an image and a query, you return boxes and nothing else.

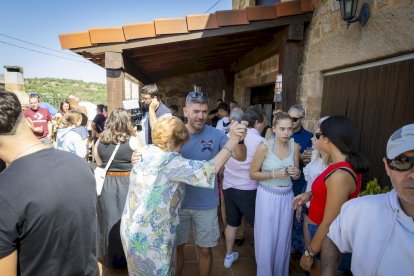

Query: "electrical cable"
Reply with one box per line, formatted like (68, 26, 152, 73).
(0, 33, 83, 59)
(204, 0, 223, 13)
(0, 40, 92, 64)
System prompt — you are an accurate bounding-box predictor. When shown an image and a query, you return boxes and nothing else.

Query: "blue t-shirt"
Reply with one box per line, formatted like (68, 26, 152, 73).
(291, 126, 313, 195)
(292, 126, 313, 153)
(39, 102, 58, 116)
(180, 125, 228, 210)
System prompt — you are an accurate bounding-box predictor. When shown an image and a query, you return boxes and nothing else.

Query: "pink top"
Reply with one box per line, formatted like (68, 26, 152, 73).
(223, 128, 265, 190)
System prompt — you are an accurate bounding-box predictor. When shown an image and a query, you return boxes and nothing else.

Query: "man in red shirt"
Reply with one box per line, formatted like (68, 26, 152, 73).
(23, 94, 53, 145)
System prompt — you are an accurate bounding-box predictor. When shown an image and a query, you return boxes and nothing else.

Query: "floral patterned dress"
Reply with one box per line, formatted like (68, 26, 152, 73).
(120, 145, 216, 276)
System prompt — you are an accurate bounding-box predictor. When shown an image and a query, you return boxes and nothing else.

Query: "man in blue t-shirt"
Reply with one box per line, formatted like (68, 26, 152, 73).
(288, 104, 314, 255)
(176, 92, 247, 276)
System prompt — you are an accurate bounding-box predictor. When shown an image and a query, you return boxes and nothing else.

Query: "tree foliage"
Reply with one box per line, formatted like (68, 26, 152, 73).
(25, 78, 107, 107)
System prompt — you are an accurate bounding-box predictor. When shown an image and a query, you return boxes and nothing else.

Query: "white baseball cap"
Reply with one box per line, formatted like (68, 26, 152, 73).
(386, 124, 414, 159)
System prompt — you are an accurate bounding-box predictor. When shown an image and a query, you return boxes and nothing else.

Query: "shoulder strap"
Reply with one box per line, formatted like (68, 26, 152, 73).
(324, 166, 357, 185)
(103, 144, 120, 172)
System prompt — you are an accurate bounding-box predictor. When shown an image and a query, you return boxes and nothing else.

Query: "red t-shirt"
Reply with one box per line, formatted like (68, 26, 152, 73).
(23, 107, 52, 138)
(308, 161, 361, 225)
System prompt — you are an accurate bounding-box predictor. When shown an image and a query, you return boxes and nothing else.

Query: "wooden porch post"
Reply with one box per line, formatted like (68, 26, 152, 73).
(105, 51, 125, 114)
(278, 23, 304, 110)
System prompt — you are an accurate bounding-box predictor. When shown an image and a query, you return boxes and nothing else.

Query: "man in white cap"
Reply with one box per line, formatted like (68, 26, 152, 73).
(321, 124, 414, 275)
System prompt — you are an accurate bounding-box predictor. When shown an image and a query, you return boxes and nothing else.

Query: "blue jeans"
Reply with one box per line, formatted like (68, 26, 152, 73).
(308, 223, 351, 272)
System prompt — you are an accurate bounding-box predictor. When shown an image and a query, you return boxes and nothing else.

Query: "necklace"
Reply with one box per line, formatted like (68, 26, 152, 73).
(12, 142, 43, 162)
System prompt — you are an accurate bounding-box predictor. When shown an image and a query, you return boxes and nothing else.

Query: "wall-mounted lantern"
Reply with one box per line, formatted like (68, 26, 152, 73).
(337, 0, 370, 28)
(274, 74, 282, 103)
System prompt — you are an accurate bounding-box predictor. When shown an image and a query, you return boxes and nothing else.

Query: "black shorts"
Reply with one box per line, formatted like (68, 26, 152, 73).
(223, 188, 256, 227)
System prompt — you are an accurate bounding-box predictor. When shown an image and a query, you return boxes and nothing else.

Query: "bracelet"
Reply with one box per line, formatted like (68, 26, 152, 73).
(308, 191, 313, 199)
(223, 145, 235, 156)
(308, 245, 317, 256)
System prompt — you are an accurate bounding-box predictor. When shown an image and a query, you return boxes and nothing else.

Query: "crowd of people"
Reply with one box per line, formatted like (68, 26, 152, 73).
(0, 85, 413, 276)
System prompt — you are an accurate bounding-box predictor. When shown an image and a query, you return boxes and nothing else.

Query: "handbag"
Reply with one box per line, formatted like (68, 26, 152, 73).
(94, 143, 120, 196)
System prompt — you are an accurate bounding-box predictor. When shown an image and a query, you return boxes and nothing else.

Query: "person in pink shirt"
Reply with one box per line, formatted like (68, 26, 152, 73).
(222, 106, 267, 268)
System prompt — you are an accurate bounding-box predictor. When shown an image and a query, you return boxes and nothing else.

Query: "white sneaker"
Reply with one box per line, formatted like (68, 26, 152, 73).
(224, 252, 239, 268)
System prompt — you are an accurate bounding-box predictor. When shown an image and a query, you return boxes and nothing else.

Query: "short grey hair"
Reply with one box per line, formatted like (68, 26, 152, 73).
(229, 107, 244, 123)
(288, 104, 305, 117)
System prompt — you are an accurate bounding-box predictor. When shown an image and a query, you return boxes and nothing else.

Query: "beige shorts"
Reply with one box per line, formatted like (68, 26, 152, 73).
(176, 207, 220, 248)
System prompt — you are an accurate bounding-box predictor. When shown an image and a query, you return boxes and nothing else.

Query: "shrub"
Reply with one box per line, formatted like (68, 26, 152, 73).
(360, 178, 392, 196)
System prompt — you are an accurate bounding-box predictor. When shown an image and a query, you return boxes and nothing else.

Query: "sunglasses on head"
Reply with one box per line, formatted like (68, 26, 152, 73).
(314, 132, 322, 139)
(386, 156, 414, 172)
(188, 91, 208, 99)
(292, 117, 303, 122)
(29, 93, 39, 98)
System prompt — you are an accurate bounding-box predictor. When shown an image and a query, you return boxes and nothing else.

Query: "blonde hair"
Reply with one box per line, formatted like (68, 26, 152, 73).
(272, 110, 292, 127)
(64, 110, 82, 128)
(152, 116, 189, 150)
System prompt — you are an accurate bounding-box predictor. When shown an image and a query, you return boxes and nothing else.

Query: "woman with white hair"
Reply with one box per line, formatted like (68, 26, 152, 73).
(121, 115, 244, 276)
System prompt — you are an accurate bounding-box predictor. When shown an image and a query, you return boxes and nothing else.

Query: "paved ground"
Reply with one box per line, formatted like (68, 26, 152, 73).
(102, 220, 304, 276)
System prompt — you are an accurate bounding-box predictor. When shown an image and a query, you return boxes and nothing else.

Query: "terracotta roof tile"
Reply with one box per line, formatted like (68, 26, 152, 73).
(246, 5, 278, 21)
(58, 0, 312, 49)
(123, 22, 156, 40)
(154, 18, 188, 35)
(216, 9, 249, 27)
(186, 14, 219, 31)
(301, 0, 314, 12)
(89, 27, 126, 44)
(59, 32, 92, 49)
(276, 1, 303, 17)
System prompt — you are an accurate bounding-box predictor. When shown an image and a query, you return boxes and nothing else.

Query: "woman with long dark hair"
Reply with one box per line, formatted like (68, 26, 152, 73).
(292, 115, 369, 275)
(94, 108, 142, 271)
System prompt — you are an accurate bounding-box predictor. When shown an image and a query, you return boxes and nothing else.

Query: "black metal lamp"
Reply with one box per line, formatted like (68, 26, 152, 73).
(337, 0, 370, 28)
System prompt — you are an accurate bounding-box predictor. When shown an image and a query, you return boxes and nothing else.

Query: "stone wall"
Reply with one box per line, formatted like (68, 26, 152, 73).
(233, 0, 255, 10)
(298, 0, 414, 129)
(233, 54, 279, 107)
(156, 69, 226, 114)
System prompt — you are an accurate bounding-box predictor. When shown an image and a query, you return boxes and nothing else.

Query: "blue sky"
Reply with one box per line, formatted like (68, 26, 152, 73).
(0, 0, 232, 83)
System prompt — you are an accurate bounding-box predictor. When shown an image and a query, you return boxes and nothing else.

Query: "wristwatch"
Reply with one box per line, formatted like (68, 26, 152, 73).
(304, 246, 316, 258)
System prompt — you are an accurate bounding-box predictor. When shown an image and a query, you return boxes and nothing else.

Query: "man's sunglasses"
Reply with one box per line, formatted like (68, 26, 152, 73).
(314, 132, 322, 140)
(292, 117, 303, 122)
(386, 156, 414, 172)
(188, 91, 208, 99)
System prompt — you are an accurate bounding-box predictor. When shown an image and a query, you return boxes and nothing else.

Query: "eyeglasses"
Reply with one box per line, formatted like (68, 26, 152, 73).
(292, 117, 303, 122)
(140, 96, 152, 102)
(314, 132, 322, 139)
(188, 91, 208, 99)
(386, 156, 414, 172)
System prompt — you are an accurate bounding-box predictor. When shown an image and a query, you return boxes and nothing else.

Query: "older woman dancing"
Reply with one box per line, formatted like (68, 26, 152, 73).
(121, 115, 246, 276)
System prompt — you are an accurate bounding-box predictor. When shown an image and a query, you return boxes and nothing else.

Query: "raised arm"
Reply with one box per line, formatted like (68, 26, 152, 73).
(230, 120, 248, 162)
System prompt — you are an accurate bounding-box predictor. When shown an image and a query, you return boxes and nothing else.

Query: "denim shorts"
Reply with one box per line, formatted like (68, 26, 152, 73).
(308, 223, 351, 272)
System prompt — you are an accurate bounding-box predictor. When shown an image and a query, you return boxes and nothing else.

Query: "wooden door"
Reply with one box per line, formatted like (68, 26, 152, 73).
(321, 58, 414, 187)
